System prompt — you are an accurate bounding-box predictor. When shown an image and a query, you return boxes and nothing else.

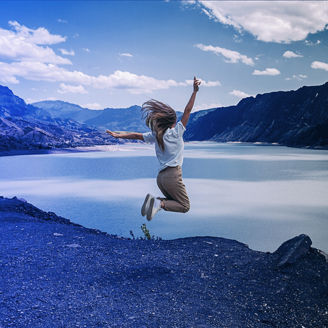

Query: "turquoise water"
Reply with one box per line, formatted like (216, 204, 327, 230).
(0, 142, 327, 252)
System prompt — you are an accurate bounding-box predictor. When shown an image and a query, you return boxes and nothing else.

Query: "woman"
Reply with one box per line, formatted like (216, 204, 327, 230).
(106, 76, 201, 221)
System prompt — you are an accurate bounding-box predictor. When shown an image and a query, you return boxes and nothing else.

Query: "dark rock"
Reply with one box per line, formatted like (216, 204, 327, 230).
(318, 250, 328, 263)
(0, 85, 124, 151)
(274, 234, 312, 267)
(185, 81, 328, 148)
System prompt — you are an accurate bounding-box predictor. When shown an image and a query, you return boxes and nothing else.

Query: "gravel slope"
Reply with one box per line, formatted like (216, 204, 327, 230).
(0, 196, 327, 328)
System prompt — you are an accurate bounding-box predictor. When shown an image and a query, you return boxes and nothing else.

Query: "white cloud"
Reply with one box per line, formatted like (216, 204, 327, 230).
(184, 78, 221, 87)
(9, 20, 66, 45)
(119, 52, 133, 57)
(0, 21, 70, 65)
(201, 8, 216, 20)
(195, 1, 328, 43)
(57, 18, 67, 24)
(311, 61, 328, 72)
(0, 61, 88, 84)
(83, 48, 90, 53)
(59, 48, 75, 56)
(195, 43, 254, 66)
(285, 74, 307, 81)
(252, 68, 280, 76)
(233, 33, 242, 43)
(0, 60, 219, 93)
(182, 0, 197, 5)
(305, 39, 321, 46)
(57, 83, 87, 94)
(0, 21, 220, 94)
(95, 70, 180, 94)
(0, 63, 19, 84)
(283, 50, 303, 58)
(230, 89, 253, 99)
(83, 103, 103, 110)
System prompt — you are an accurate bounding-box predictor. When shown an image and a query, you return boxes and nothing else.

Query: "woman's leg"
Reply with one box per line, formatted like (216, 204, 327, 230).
(156, 166, 190, 213)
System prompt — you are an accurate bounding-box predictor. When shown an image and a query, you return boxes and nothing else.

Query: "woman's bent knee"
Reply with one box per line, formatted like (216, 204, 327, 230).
(182, 203, 190, 213)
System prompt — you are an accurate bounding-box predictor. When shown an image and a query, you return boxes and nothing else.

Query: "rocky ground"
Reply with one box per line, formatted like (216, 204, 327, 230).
(0, 196, 327, 328)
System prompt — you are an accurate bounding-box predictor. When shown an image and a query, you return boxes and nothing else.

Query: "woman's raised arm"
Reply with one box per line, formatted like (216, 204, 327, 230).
(181, 76, 201, 128)
(106, 130, 144, 140)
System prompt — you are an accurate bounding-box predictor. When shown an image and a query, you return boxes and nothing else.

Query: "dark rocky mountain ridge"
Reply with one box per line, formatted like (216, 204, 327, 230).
(0, 86, 119, 151)
(1, 82, 327, 152)
(185, 82, 328, 147)
(30, 82, 328, 148)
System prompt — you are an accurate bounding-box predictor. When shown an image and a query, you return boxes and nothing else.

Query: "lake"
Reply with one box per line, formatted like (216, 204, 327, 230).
(0, 142, 327, 252)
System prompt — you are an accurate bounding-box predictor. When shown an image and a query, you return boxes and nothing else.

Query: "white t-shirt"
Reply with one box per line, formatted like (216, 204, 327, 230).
(143, 121, 186, 172)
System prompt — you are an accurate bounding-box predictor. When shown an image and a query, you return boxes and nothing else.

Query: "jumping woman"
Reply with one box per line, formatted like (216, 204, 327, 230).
(106, 76, 201, 221)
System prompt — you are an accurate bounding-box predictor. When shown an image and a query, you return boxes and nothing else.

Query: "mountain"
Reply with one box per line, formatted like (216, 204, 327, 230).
(184, 82, 328, 147)
(84, 106, 147, 132)
(33, 101, 148, 132)
(0, 86, 119, 151)
(32, 100, 100, 122)
(33, 101, 183, 133)
(0, 85, 51, 120)
(1, 81, 327, 152)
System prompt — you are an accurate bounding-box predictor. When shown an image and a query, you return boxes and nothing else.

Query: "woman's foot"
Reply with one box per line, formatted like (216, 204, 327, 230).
(141, 193, 152, 216)
(146, 197, 162, 221)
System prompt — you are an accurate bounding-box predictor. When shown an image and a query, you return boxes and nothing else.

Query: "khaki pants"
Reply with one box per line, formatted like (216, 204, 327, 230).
(156, 166, 190, 213)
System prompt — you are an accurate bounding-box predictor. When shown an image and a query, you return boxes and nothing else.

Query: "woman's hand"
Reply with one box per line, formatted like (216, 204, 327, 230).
(193, 76, 201, 93)
(106, 130, 120, 138)
(181, 76, 201, 127)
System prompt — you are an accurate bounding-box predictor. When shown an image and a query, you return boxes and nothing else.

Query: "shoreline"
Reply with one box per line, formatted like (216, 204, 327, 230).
(1, 141, 327, 158)
(0, 145, 117, 157)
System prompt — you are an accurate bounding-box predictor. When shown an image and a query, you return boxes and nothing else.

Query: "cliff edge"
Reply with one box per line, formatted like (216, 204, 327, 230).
(0, 196, 327, 327)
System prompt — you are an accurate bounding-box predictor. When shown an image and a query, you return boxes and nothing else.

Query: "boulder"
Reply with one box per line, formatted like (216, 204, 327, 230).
(274, 234, 312, 267)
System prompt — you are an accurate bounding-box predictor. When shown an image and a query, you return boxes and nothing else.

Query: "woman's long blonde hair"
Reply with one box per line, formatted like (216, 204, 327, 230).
(141, 99, 177, 151)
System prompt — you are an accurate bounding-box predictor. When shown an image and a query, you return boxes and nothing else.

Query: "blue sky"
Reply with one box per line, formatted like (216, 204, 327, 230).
(0, 0, 327, 111)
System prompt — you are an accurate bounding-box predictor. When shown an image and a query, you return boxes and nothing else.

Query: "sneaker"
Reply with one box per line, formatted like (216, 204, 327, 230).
(146, 197, 162, 221)
(141, 193, 152, 216)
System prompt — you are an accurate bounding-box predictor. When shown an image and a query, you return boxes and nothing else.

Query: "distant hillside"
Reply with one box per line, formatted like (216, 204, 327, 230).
(0, 86, 119, 151)
(185, 82, 328, 148)
(32, 100, 101, 122)
(33, 101, 183, 133)
(84, 106, 146, 132)
(33, 101, 148, 132)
